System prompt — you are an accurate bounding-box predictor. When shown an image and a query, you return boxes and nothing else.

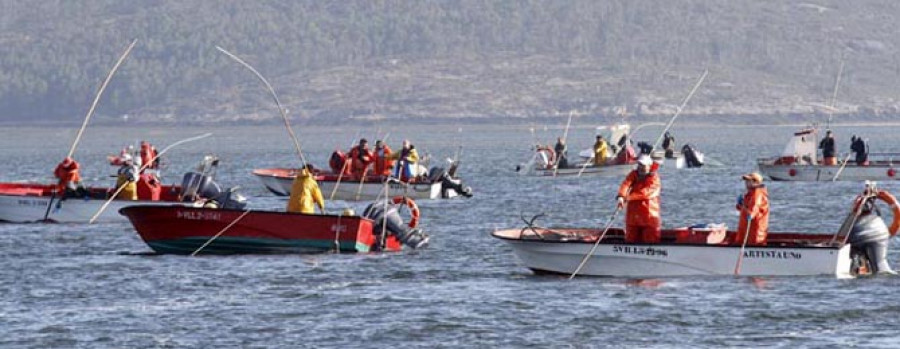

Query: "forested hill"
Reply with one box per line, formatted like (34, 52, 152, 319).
(2, 1, 900, 124)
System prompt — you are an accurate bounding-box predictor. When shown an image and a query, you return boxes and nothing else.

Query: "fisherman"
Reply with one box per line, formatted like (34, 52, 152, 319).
(818, 130, 837, 166)
(593, 135, 608, 166)
(849, 182, 896, 274)
(615, 135, 637, 165)
(115, 154, 139, 200)
(851, 135, 869, 166)
(373, 140, 394, 176)
(348, 138, 374, 178)
(554, 137, 568, 169)
(616, 155, 662, 243)
(734, 172, 769, 246)
(54, 157, 87, 198)
(286, 164, 325, 214)
(139, 141, 159, 171)
(662, 132, 676, 159)
(389, 140, 420, 181)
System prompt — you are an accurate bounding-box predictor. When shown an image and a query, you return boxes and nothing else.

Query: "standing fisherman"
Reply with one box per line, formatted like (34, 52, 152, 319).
(390, 140, 420, 181)
(139, 141, 160, 171)
(115, 154, 139, 200)
(734, 173, 769, 246)
(593, 135, 608, 166)
(819, 130, 837, 166)
(373, 140, 394, 176)
(348, 138, 374, 178)
(662, 132, 676, 159)
(616, 155, 662, 243)
(286, 164, 325, 214)
(554, 137, 568, 169)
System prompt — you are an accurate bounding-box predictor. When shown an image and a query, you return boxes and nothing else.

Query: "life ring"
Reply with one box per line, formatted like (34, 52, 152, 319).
(853, 190, 900, 236)
(391, 196, 420, 229)
(536, 146, 556, 169)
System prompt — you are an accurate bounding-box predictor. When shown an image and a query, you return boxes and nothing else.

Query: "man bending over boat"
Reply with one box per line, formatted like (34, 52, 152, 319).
(734, 173, 769, 246)
(54, 157, 88, 198)
(287, 164, 325, 214)
(115, 155, 139, 200)
(616, 155, 661, 243)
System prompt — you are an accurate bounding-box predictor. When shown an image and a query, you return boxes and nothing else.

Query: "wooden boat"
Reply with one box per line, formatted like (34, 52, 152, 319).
(253, 167, 472, 201)
(492, 227, 853, 277)
(757, 128, 900, 181)
(0, 182, 181, 223)
(119, 205, 403, 254)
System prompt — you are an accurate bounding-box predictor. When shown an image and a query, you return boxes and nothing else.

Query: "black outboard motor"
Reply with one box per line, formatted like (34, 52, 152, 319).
(362, 199, 429, 250)
(849, 199, 895, 275)
(180, 171, 247, 209)
(637, 142, 653, 155)
(429, 166, 473, 198)
(681, 144, 704, 168)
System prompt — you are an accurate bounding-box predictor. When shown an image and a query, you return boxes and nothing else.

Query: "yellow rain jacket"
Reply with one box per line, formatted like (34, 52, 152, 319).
(286, 168, 325, 214)
(593, 139, 608, 165)
(116, 165, 138, 200)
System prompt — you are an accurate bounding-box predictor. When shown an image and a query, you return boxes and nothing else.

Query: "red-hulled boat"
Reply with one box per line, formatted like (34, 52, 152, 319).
(119, 205, 405, 255)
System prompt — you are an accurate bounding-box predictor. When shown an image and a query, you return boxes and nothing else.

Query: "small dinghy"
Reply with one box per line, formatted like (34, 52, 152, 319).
(120, 196, 430, 255)
(253, 160, 472, 201)
(758, 128, 899, 181)
(493, 185, 900, 277)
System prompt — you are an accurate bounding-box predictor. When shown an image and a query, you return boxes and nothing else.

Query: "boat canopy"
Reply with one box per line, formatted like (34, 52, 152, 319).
(781, 128, 818, 164)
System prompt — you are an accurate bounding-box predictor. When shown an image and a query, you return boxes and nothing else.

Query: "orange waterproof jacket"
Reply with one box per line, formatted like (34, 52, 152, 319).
(736, 186, 769, 244)
(140, 144, 158, 170)
(348, 145, 374, 175)
(54, 160, 82, 191)
(373, 145, 394, 176)
(617, 170, 661, 227)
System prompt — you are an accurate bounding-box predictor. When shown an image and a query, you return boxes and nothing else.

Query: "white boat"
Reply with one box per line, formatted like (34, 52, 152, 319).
(757, 128, 900, 181)
(252, 165, 473, 201)
(492, 227, 852, 277)
(0, 183, 182, 223)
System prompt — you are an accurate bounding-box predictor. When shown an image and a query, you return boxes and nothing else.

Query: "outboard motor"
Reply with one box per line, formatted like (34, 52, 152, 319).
(681, 144, 704, 168)
(637, 142, 653, 155)
(180, 172, 222, 201)
(429, 166, 473, 198)
(210, 187, 248, 210)
(849, 199, 895, 275)
(362, 199, 429, 249)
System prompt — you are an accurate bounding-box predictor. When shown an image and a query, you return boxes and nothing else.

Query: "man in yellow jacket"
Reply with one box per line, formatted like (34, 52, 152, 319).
(593, 135, 608, 166)
(286, 164, 325, 214)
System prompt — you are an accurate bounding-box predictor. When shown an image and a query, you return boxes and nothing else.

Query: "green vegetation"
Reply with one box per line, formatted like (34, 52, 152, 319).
(1, 1, 899, 123)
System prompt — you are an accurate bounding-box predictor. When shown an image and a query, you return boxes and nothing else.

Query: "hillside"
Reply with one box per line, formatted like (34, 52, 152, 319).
(2, 1, 900, 124)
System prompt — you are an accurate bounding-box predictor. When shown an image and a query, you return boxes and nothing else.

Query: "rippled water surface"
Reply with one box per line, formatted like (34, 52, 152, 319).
(2, 122, 900, 348)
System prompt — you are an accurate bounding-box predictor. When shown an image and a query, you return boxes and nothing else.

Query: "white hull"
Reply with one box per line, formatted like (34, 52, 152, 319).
(533, 163, 634, 177)
(493, 229, 852, 277)
(256, 174, 455, 201)
(758, 164, 900, 182)
(0, 194, 180, 223)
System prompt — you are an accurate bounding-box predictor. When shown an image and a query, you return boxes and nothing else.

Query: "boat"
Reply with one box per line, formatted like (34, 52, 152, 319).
(253, 160, 472, 201)
(119, 197, 429, 255)
(0, 182, 181, 223)
(492, 188, 899, 277)
(758, 128, 900, 181)
(0, 155, 235, 223)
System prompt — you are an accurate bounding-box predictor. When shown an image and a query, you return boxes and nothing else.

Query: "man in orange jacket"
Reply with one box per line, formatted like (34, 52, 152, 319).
(734, 172, 769, 245)
(616, 155, 661, 243)
(373, 140, 394, 176)
(348, 138, 374, 178)
(54, 157, 86, 198)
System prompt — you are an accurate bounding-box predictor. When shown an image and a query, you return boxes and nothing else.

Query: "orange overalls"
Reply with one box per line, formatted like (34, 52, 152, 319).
(617, 170, 662, 243)
(348, 145, 374, 178)
(373, 145, 394, 176)
(734, 186, 769, 245)
(54, 160, 82, 193)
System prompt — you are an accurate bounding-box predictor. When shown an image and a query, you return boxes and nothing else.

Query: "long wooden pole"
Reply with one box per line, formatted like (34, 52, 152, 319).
(650, 69, 709, 151)
(67, 39, 138, 159)
(553, 110, 575, 177)
(568, 207, 621, 279)
(733, 215, 753, 275)
(826, 59, 845, 129)
(87, 133, 212, 223)
(216, 46, 307, 166)
(190, 209, 253, 256)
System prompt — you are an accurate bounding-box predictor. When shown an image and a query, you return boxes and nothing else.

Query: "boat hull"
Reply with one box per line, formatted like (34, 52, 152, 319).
(759, 163, 900, 181)
(533, 163, 634, 177)
(119, 205, 401, 254)
(492, 228, 852, 277)
(0, 183, 182, 223)
(252, 168, 456, 200)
